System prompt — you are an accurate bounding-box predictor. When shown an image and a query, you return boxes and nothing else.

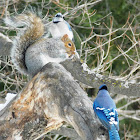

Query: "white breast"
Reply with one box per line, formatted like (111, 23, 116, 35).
(49, 22, 73, 40)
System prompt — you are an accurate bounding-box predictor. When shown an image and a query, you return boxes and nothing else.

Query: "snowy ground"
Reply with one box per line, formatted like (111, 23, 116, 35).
(0, 93, 16, 111)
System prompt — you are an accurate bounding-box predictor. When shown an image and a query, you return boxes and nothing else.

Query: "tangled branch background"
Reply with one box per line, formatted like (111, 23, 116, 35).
(0, 0, 140, 139)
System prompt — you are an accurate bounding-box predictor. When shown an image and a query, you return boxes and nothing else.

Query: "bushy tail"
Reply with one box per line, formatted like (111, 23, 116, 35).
(109, 125, 120, 140)
(5, 13, 44, 75)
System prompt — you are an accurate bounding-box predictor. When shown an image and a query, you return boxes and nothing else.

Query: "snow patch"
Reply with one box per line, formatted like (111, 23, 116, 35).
(12, 130, 22, 140)
(0, 93, 16, 111)
(121, 81, 129, 88)
(82, 63, 91, 74)
(96, 73, 103, 80)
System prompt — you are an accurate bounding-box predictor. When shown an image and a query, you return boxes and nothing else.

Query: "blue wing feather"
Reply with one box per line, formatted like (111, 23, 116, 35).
(65, 21, 72, 31)
(93, 102, 111, 130)
(93, 97, 119, 130)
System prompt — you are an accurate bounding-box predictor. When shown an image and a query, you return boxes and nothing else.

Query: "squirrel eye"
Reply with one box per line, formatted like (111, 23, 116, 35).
(68, 43, 72, 47)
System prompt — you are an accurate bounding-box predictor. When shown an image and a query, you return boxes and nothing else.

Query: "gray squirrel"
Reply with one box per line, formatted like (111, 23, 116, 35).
(5, 13, 79, 76)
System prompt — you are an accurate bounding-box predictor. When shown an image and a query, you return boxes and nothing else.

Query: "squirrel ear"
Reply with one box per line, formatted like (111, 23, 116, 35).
(61, 34, 69, 42)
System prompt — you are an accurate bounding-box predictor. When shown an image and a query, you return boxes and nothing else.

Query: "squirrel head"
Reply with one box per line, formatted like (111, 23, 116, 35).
(61, 34, 75, 57)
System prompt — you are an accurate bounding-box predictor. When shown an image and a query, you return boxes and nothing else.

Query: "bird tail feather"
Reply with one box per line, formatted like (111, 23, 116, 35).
(109, 125, 120, 140)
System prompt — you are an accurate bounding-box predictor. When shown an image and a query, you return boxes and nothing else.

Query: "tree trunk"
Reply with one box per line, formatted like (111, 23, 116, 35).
(0, 62, 108, 140)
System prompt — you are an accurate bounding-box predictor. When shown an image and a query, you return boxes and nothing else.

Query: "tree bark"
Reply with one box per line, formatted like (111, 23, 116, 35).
(61, 60, 140, 96)
(0, 62, 108, 140)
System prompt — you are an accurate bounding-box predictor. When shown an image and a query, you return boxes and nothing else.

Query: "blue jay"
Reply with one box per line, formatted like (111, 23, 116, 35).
(93, 84, 120, 140)
(48, 13, 74, 41)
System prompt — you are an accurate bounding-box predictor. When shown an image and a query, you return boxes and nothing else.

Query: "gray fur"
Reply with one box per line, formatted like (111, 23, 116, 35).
(25, 38, 69, 76)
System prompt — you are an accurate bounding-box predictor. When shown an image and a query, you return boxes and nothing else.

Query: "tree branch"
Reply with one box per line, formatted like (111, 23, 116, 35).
(0, 33, 12, 56)
(0, 62, 108, 140)
(61, 60, 140, 96)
